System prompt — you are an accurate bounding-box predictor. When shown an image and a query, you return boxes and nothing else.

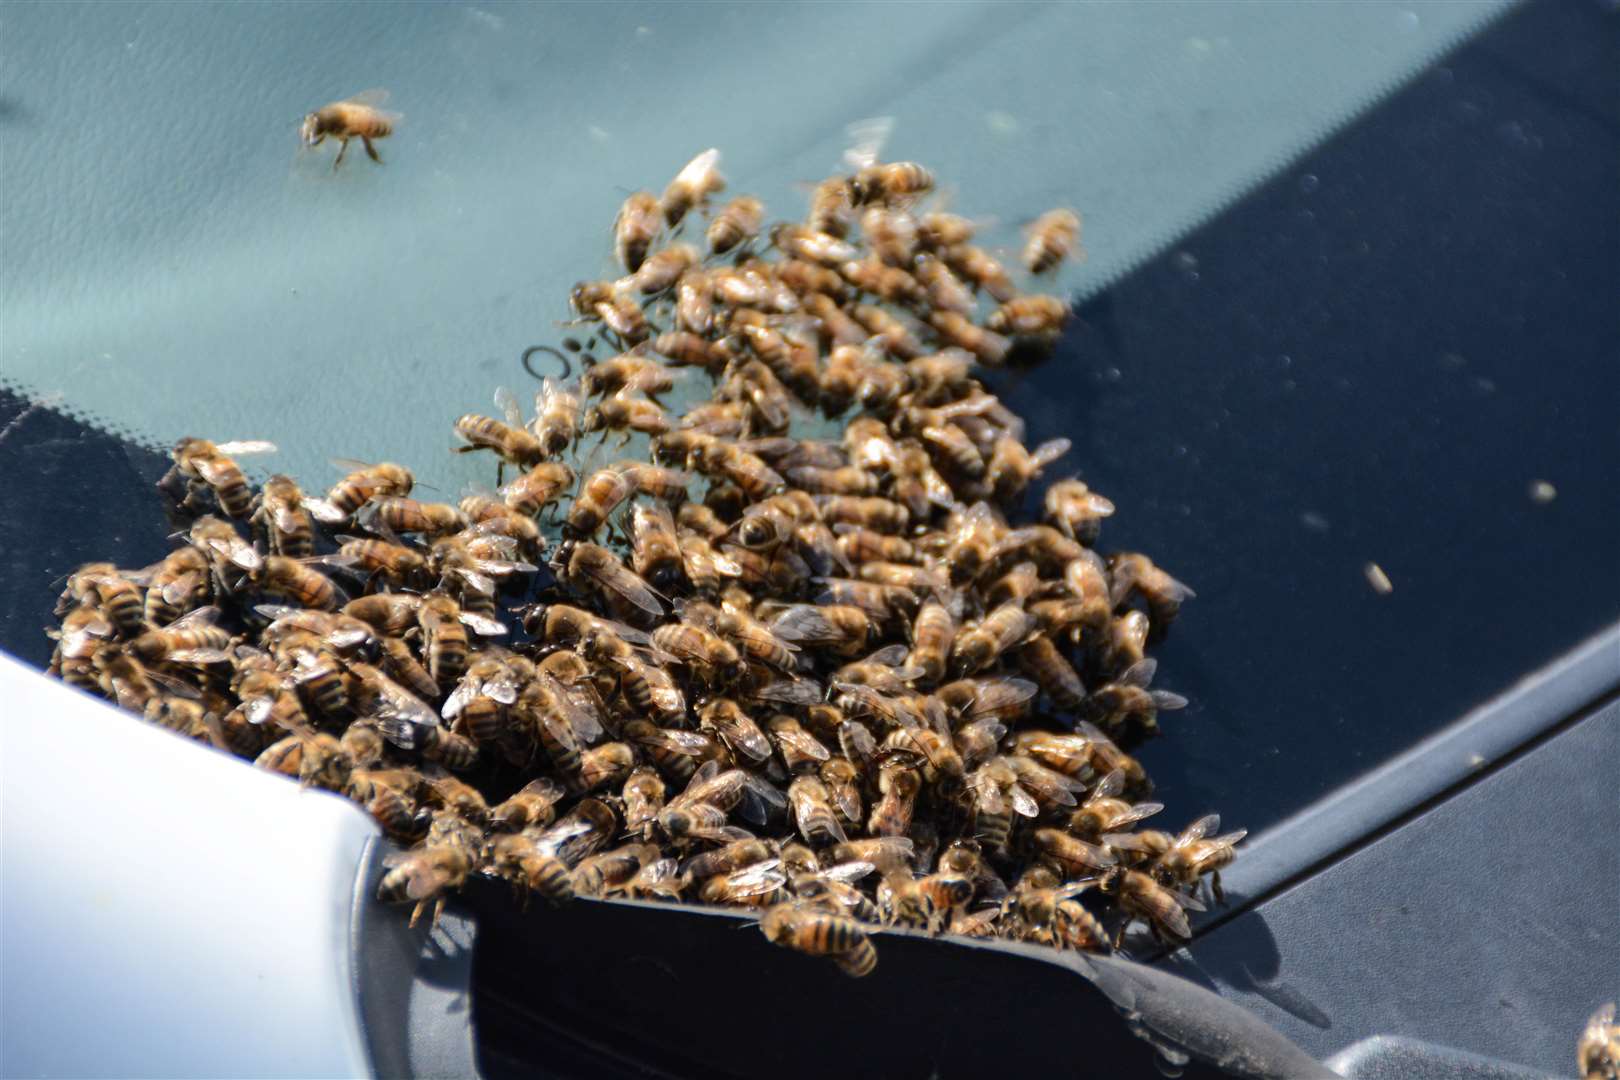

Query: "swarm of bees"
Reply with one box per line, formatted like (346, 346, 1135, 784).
(45, 135, 1238, 983)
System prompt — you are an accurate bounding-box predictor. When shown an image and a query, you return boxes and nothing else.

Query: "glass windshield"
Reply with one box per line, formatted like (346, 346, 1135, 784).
(5, 0, 1613, 845)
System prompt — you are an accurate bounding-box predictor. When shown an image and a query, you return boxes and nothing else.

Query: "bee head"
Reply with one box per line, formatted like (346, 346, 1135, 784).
(298, 113, 321, 147)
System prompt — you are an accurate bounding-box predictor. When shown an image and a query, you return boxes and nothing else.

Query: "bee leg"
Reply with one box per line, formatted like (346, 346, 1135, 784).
(332, 138, 350, 171)
(362, 135, 382, 163)
(1211, 872, 1225, 906)
(408, 899, 427, 928)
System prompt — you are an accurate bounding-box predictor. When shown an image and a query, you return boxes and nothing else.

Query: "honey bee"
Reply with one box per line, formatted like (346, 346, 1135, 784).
(787, 775, 848, 846)
(1109, 553, 1196, 627)
(1066, 768, 1163, 845)
(254, 555, 341, 611)
(653, 330, 721, 375)
(840, 257, 923, 306)
(614, 765, 666, 841)
(841, 119, 930, 208)
(1148, 814, 1247, 904)
(673, 271, 717, 337)
(455, 387, 547, 472)
(573, 844, 660, 898)
(652, 621, 743, 685)
(47, 605, 116, 691)
(1015, 635, 1086, 712)
(441, 652, 520, 742)
(613, 191, 662, 273)
(951, 603, 1038, 675)
(1088, 658, 1188, 735)
(803, 292, 869, 349)
(1097, 867, 1204, 947)
(1003, 878, 1104, 952)
(699, 858, 789, 908)
(129, 606, 233, 666)
(163, 437, 276, 518)
(760, 902, 878, 977)
(985, 435, 1069, 503)
(985, 295, 1072, 339)
(661, 148, 724, 228)
(1044, 478, 1115, 545)
(341, 592, 423, 636)
(553, 540, 664, 619)
(769, 603, 873, 658)
(943, 244, 1017, 303)
(805, 176, 855, 238)
(851, 303, 925, 359)
(770, 223, 859, 268)
(532, 376, 581, 456)
(1023, 208, 1082, 275)
(345, 767, 424, 838)
(1578, 1003, 1620, 1080)
(356, 496, 468, 540)
(564, 465, 637, 537)
(707, 195, 764, 255)
(868, 752, 922, 837)
(492, 462, 571, 520)
(625, 244, 699, 295)
(575, 741, 636, 794)
(485, 776, 567, 833)
(1032, 827, 1117, 877)
(582, 391, 675, 439)
(59, 562, 149, 637)
(581, 352, 678, 399)
(300, 89, 399, 169)
(251, 475, 315, 558)
(697, 698, 773, 765)
(255, 729, 353, 793)
(484, 832, 575, 906)
(928, 309, 1010, 366)
(964, 757, 1036, 854)
(912, 253, 975, 315)
(684, 438, 785, 501)
(334, 536, 426, 590)
(305, 460, 414, 525)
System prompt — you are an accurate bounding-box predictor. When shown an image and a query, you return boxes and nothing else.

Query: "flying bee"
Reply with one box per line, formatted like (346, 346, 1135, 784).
(305, 460, 414, 525)
(660, 148, 724, 228)
(253, 555, 341, 611)
(1043, 478, 1115, 546)
(707, 195, 764, 255)
(928, 309, 1010, 366)
(760, 902, 877, 978)
(553, 540, 664, 619)
(251, 475, 314, 558)
(455, 387, 547, 475)
(1098, 867, 1204, 948)
(163, 437, 276, 518)
(581, 391, 671, 439)
(613, 191, 662, 273)
(1109, 553, 1196, 628)
(300, 88, 399, 169)
(565, 464, 637, 537)
(1023, 208, 1082, 275)
(59, 561, 149, 636)
(840, 118, 931, 208)
(985, 295, 1072, 339)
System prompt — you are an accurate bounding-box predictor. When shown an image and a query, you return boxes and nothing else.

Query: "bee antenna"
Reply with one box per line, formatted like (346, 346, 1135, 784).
(521, 345, 572, 381)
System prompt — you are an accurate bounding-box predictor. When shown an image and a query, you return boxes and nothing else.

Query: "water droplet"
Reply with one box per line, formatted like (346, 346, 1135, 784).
(1364, 562, 1394, 595)
(1301, 511, 1330, 531)
(1528, 480, 1557, 504)
(1299, 173, 1320, 194)
(1171, 251, 1198, 273)
(1102, 366, 1123, 383)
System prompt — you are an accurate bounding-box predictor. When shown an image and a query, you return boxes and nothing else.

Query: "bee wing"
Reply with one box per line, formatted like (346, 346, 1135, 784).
(344, 88, 391, 107)
(1092, 768, 1126, 800)
(1152, 689, 1190, 711)
(966, 677, 1039, 720)
(213, 440, 277, 457)
(842, 116, 893, 171)
(822, 860, 876, 884)
(775, 726, 831, 763)
(1209, 829, 1249, 848)
(166, 648, 232, 665)
(578, 555, 664, 617)
(302, 498, 347, 524)
(1120, 657, 1159, 688)
(160, 571, 203, 605)
(456, 610, 509, 637)
(243, 697, 275, 726)
(483, 672, 521, 705)
(210, 537, 263, 571)
(862, 643, 912, 667)
(516, 776, 568, 804)
(1178, 814, 1221, 846)
(1101, 831, 1157, 854)
(750, 678, 823, 707)
(165, 605, 222, 630)
(673, 147, 722, 189)
(1009, 784, 1041, 819)
(724, 857, 785, 897)
(448, 567, 496, 598)
(1173, 891, 1207, 914)
(441, 680, 478, 720)
(145, 671, 203, 700)
(1030, 438, 1071, 469)
(493, 386, 524, 428)
(1112, 802, 1165, 829)
(738, 774, 787, 824)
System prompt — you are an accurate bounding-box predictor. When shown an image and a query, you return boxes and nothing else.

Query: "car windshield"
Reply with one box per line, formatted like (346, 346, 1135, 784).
(3, 0, 1614, 842)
